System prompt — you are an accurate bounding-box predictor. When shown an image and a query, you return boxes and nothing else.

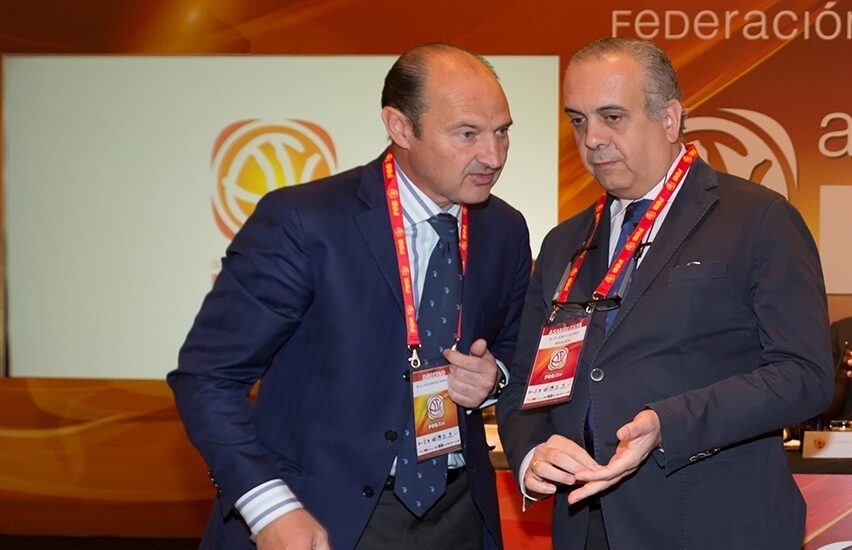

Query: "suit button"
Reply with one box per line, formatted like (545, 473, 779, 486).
(402, 370, 410, 381)
(385, 430, 398, 441)
(590, 368, 604, 382)
(362, 486, 374, 497)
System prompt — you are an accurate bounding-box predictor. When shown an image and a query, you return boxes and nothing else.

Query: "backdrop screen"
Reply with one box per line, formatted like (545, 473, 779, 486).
(3, 55, 558, 379)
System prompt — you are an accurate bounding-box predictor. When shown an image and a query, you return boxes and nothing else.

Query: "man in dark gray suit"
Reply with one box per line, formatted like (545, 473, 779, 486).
(497, 37, 832, 549)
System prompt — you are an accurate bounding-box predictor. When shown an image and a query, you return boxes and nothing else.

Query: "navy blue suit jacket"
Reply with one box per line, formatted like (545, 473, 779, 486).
(497, 159, 833, 549)
(169, 153, 531, 549)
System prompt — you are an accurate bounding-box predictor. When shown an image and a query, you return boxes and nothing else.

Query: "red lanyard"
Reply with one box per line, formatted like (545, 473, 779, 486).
(382, 149, 469, 368)
(553, 145, 698, 306)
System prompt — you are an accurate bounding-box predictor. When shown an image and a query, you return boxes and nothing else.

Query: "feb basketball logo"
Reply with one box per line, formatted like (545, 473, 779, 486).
(210, 119, 338, 240)
(685, 108, 798, 199)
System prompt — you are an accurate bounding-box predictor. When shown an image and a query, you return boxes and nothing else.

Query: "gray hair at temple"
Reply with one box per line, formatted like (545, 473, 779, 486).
(381, 43, 498, 138)
(571, 37, 687, 137)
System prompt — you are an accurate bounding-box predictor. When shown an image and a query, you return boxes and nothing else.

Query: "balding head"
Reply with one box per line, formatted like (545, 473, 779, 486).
(381, 44, 498, 137)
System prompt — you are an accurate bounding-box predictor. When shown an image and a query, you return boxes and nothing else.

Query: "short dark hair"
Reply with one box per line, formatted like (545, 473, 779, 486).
(381, 44, 497, 137)
(571, 37, 687, 136)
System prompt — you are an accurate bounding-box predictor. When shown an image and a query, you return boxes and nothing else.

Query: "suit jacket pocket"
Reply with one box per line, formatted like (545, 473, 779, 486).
(667, 260, 727, 284)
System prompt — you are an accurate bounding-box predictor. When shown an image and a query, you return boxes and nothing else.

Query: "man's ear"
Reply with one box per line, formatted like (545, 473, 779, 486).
(663, 101, 683, 142)
(381, 106, 414, 149)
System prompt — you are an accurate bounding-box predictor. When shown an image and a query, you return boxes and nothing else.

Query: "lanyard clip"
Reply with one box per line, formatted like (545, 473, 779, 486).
(587, 294, 603, 314)
(408, 346, 421, 370)
(548, 304, 560, 324)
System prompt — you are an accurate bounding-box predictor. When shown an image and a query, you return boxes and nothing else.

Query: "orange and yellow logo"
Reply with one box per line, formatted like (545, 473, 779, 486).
(211, 119, 337, 240)
(686, 109, 797, 199)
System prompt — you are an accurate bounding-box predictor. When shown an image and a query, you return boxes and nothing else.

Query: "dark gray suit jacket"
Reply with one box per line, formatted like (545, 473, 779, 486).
(498, 158, 833, 550)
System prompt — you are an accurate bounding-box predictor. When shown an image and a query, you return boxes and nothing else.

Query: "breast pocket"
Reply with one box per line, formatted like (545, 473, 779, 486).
(667, 260, 727, 284)
(661, 260, 745, 347)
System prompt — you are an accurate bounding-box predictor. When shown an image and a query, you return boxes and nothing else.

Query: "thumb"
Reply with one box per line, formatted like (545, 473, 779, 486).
(616, 423, 633, 442)
(469, 338, 488, 358)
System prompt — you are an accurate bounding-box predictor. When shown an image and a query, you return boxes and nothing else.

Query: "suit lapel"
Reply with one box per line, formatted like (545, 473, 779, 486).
(606, 159, 719, 336)
(546, 198, 612, 307)
(355, 157, 405, 314)
(461, 205, 487, 345)
(582, 199, 614, 303)
(571, 198, 612, 367)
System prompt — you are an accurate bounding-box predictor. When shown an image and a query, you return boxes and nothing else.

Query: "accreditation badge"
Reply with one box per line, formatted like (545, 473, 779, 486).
(521, 313, 589, 409)
(411, 363, 462, 461)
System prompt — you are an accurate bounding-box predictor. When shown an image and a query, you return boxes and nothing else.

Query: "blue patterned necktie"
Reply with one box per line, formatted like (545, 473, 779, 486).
(605, 199, 651, 333)
(394, 213, 462, 516)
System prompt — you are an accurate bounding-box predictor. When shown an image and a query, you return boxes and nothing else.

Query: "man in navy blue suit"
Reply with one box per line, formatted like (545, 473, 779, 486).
(497, 37, 832, 549)
(169, 43, 531, 549)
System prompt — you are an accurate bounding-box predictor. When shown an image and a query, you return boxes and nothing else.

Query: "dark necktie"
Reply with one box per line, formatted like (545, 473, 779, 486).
(394, 213, 462, 516)
(605, 199, 651, 332)
(587, 200, 653, 453)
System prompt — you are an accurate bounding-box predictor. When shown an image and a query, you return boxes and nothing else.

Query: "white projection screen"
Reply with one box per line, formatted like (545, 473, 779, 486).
(3, 55, 558, 379)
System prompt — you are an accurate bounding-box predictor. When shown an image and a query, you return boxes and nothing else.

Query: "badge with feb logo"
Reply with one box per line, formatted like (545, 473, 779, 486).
(411, 364, 462, 461)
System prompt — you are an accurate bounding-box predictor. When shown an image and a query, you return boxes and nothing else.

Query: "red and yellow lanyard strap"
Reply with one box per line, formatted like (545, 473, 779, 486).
(549, 145, 698, 321)
(382, 149, 469, 368)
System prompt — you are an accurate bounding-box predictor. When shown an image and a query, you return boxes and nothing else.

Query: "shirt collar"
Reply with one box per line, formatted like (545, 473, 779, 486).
(395, 161, 461, 225)
(612, 144, 688, 215)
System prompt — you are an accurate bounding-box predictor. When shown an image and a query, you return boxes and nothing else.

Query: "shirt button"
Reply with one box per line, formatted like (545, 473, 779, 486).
(402, 370, 411, 382)
(362, 486, 374, 497)
(590, 368, 604, 382)
(385, 430, 398, 441)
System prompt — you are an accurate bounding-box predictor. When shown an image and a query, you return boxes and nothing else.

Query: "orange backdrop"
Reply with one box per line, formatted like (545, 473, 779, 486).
(1, 0, 850, 538)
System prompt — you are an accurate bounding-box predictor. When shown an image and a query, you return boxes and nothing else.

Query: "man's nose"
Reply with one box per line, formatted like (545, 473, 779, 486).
(583, 119, 608, 150)
(478, 134, 506, 168)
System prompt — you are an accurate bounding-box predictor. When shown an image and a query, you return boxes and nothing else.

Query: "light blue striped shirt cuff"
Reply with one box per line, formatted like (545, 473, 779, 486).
(235, 479, 303, 539)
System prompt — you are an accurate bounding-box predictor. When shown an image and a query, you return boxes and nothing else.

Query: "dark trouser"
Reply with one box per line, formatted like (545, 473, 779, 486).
(355, 468, 484, 550)
(586, 499, 610, 550)
(584, 417, 609, 550)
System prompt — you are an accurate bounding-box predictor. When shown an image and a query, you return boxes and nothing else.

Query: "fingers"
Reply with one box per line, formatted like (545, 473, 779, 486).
(444, 340, 498, 407)
(527, 456, 575, 491)
(256, 509, 329, 550)
(568, 480, 612, 505)
(524, 436, 600, 496)
(524, 458, 560, 496)
(615, 409, 660, 445)
(526, 424, 656, 506)
(447, 382, 487, 408)
(443, 339, 494, 373)
(567, 451, 637, 504)
(572, 410, 661, 500)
